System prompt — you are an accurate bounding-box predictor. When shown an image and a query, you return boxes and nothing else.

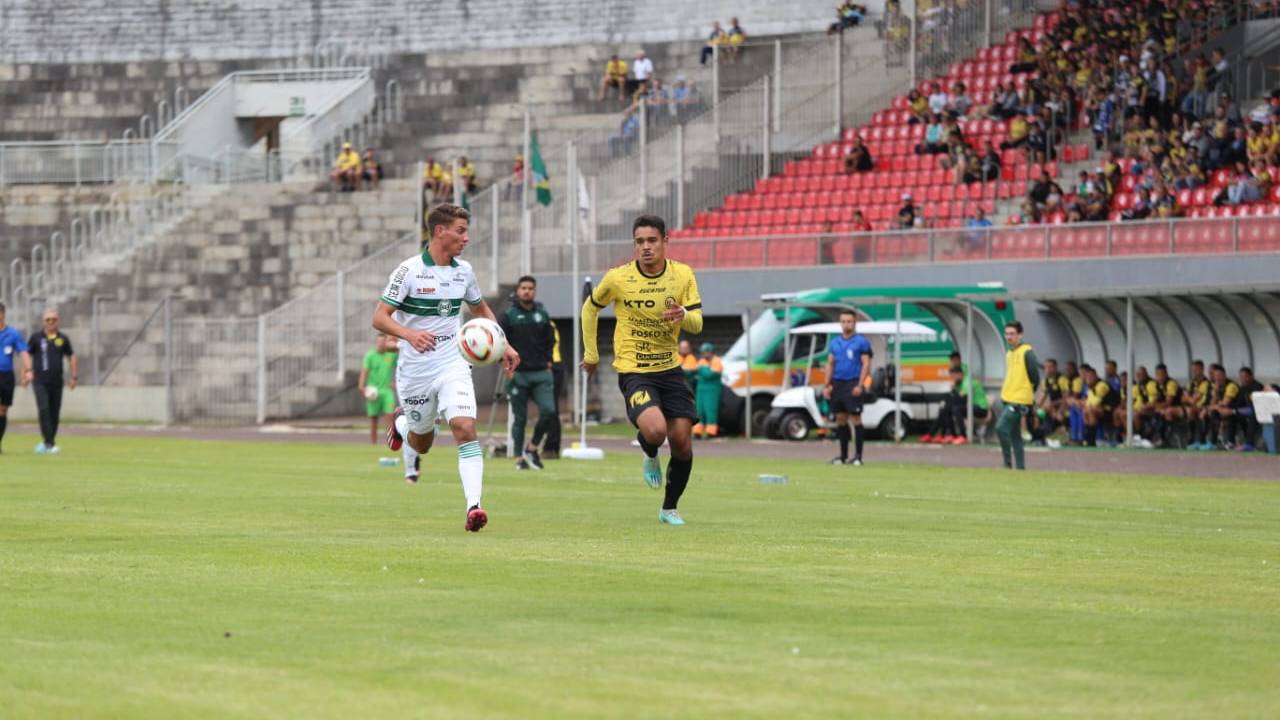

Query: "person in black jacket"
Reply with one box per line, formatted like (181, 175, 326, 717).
(499, 276, 557, 470)
(28, 308, 77, 454)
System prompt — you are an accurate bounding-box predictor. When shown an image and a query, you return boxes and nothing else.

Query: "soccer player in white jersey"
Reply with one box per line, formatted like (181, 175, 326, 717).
(373, 204, 520, 532)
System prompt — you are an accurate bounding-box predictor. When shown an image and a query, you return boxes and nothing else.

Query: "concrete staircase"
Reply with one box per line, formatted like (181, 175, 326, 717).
(55, 179, 417, 393)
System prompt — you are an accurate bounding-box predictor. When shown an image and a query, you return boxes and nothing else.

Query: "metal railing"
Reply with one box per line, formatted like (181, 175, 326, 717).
(522, 214, 1280, 276)
(0, 140, 154, 185)
(254, 232, 418, 422)
(5, 184, 201, 323)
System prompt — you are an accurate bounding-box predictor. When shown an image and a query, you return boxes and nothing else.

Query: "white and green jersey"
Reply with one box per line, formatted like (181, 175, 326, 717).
(380, 250, 484, 381)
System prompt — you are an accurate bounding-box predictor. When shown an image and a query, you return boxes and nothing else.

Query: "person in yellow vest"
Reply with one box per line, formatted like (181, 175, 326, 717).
(693, 342, 724, 438)
(332, 142, 361, 192)
(543, 322, 566, 459)
(997, 320, 1040, 470)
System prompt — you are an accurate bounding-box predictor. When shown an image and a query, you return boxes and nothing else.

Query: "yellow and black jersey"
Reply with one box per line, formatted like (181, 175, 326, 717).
(582, 259, 703, 374)
(1042, 373, 1064, 402)
(1132, 379, 1159, 409)
(1186, 376, 1211, 407)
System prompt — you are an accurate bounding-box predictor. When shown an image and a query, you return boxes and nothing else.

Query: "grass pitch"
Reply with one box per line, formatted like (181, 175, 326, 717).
(1, 432, 1278, 719)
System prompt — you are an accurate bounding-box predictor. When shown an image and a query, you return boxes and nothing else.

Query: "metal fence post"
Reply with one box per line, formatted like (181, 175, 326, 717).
(712, 45, 721, 142)
(91, 296, 102, 386)
(256, 314, 267, 424)
(639, 100, 648, 197)
(984, 0, 993, 48)
(73, 143, 81, 187)
(894, 300, 903, 441)
(164, 297, 174, 426)
(336, 270, 346, 380)
(834, 35, 844, 135)
(491, 183, 500, 296)
(773, 39, 782, 131)
(762, 75, 772, 181)
(1125, 295, 1134, 447)
(909, 15, 917, 89)
(676, 124, 686, 229)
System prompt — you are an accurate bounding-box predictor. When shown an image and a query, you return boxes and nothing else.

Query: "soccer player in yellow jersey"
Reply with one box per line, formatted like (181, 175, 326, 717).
(581, 215, 704, 525)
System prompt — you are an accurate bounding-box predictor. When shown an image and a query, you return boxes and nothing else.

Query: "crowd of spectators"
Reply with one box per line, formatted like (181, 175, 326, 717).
(420, 155, 478, 202)
(330, 143, 382, 192)
(1004, 0, 1280, 225)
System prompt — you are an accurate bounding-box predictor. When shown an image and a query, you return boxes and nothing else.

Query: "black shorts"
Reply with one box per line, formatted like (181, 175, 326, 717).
(0, 371, 13, 406)
(617, 367, 698, 426)
(830, 379, 865, 415)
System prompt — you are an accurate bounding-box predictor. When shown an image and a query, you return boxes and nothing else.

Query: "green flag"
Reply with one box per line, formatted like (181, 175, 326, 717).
(530, 133, 551, 207)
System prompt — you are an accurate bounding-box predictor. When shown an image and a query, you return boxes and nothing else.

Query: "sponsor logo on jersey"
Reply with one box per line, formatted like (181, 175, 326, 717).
(389, 265, 409, 295)
(629, 328, 669, 339)
(623, 298, 657, 308)
(416, 287, 437, 294)
(638, 287, 666, 294)
(403, 395, 431, 406)
(628, 390, 651, 407)
(636, 352, 672, 362)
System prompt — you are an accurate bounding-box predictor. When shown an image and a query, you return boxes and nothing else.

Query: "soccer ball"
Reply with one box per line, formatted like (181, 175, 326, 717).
(458, 318, 507, 367)
(364, 386, 379, 401)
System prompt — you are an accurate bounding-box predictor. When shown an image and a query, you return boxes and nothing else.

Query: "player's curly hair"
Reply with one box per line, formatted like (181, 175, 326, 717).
(426, 203, 470, 239)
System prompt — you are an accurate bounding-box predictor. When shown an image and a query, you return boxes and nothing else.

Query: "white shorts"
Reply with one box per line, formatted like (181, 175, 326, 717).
(397, 369, 477, 435)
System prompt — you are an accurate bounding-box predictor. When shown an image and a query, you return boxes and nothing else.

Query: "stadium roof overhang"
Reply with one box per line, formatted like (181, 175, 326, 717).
(960, 284, 1280, 445)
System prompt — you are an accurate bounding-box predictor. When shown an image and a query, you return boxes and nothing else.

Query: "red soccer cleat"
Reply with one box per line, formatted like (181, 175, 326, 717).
(465, 505, 488, 532)
(385, 407, 404, 451)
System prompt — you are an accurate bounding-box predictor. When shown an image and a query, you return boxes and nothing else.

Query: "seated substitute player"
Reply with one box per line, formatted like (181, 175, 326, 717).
(823, 309, 872, 464)
(581, 215, 704, 526)
(373, 203, 520, 532)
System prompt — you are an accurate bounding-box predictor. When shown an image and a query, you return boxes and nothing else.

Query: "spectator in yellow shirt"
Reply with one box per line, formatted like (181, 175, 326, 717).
(458, 156, 477, 193)
(332, 142, 361, 192)
(598, 53, 628, 102)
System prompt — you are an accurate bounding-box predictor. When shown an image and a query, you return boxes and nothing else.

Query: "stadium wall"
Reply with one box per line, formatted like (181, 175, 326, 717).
(5, 387, 167, 423)
(0, 0, 849, 62)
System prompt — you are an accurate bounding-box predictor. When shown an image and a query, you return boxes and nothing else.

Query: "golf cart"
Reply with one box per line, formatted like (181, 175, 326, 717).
(762, 321, 943, 441)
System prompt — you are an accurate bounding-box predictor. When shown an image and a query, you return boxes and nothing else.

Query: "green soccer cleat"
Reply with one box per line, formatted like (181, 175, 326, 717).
(658, 508, 685, 526)
(642, 455, 662, 489)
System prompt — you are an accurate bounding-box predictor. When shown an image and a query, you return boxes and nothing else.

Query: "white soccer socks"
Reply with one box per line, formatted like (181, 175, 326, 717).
(403, 442, 420, 479)
(457, 440, 484, 508)
(395, 413, 409, 438)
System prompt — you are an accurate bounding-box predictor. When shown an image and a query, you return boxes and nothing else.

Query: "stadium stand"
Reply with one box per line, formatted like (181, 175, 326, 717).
(671, 0, 1280, 265)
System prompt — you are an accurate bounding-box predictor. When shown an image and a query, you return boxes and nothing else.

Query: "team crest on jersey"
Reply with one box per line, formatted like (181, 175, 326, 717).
(628, 390, 651, 408)
(437, 300, 455, 316)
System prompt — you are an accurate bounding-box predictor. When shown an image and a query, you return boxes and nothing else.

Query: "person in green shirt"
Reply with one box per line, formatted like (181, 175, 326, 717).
(359, 334, 398, 445)
(693, 342, 724, 438)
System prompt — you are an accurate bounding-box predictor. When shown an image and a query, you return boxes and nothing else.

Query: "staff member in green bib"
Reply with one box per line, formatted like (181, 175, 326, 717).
(996, 320, 1040, 470)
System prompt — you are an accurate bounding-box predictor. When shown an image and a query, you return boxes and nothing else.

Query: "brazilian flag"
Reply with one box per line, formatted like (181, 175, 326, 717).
(530, 133, 551, 207)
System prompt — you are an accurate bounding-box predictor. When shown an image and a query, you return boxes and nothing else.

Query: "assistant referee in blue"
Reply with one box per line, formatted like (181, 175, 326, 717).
(0, 302, 34, 454)
(823, 309, 872, 465)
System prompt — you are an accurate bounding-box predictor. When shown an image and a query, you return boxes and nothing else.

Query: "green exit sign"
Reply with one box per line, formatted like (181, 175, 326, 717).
(288, 97, 306, 116)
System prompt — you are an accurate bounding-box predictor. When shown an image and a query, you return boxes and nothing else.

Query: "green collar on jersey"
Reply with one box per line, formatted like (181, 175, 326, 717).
(421, 246, 460, 267)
